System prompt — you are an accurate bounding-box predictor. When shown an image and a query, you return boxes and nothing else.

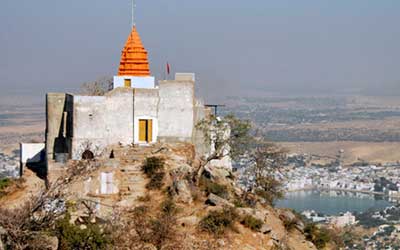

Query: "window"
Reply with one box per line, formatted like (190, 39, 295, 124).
(124, 79, 131, 87)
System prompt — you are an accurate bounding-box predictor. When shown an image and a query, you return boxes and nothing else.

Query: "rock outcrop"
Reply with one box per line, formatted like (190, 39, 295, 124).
(0, 143, 317, 250)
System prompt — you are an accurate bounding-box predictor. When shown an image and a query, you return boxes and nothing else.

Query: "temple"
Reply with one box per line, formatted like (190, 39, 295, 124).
(43, 25, 210, 163)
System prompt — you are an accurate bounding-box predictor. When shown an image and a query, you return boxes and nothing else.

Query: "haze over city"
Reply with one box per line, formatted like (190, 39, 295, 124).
(1, 0, 400, 102)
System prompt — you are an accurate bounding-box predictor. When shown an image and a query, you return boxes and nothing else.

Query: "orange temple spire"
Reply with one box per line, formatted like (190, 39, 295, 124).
(118, 26, 151, 76)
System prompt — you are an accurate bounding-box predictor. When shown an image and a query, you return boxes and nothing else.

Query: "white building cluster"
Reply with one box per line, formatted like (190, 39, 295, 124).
(282, 155, 400, 198)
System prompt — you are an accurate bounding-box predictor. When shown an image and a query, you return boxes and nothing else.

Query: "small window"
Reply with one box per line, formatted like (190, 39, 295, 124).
(124, 79, 131, 87)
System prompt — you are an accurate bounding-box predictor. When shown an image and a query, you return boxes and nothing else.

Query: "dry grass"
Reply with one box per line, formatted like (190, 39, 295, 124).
(280, 141, 400, 164)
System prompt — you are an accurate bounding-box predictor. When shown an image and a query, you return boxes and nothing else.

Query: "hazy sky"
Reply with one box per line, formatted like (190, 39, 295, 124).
(1, 0, 400, 102)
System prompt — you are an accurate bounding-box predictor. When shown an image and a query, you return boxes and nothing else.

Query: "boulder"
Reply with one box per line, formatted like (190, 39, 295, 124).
(206, 193, 234, 207)
(203, 165, 232, 184)
(44, 235, 59, 250)
(171, 164, 192, 178)
(295, 220, 305, 233)
(271, 231, 280, 242)
(178, 216, 200, 227)
(172, 179, 193, 204)
(241, 244, 257, 250)
(217, 239, 225, 247)
(142, 244, 157, 250)
(237, 208, 267, 222)
(279, 209, 296, 222)
(260, 224, 272, 234)
(279, 209, 304, 232)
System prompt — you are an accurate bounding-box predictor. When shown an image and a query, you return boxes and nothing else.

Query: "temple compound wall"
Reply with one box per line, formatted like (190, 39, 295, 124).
(46, 73, 207, 161)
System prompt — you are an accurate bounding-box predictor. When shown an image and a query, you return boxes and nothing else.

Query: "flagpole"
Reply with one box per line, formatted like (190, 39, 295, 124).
(132, 0, 136, 28)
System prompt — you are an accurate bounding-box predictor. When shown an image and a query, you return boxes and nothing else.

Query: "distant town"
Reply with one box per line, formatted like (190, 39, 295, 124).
(283, 153, 400, 198)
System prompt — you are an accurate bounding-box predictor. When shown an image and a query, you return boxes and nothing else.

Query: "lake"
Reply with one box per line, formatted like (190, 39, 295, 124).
(276, 190, 392, 215)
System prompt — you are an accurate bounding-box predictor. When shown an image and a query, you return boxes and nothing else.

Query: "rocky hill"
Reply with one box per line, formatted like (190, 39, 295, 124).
(0, 143, 317, 250)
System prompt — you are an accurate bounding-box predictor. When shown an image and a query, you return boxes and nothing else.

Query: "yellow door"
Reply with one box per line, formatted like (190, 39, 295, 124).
(139, 120, 147, 141)
(148, 120, 153, 142)
(124, 79, 131, 87)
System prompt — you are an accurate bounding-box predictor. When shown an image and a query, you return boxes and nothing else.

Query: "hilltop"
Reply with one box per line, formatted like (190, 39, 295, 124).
(0, 142, 317, 250)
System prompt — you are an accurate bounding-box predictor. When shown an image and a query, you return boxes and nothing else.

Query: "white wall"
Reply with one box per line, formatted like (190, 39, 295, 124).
(72, 88, 134, 159)
(20, 143, 45, 164)
(113, 76, 155, 89)
(158, 81, 194, 141)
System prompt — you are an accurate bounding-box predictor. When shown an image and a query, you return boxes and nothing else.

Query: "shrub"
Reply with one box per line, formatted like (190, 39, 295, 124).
(149, 207, 178, 250)
(199, 207, 237, 235)
(241, 215, 263, 232)
(283, 218, 297, 231)
(0, 178, 11, 197)
(161, 198, 178, 216)
(233, 198, 246, 208)
(142, 157, 165, 190)
(304, 223, 331, 249)
(254, 175, 284, 206)
(55, 212, 111, 250)
(146, 172, 165, 190)
(201, 178, 229, 199)
(142, 157, 165, 176)
(137, 194, 151, 202)
(0, 178, 11, 190)
(232, 193, 252, 208)
(123, 201, 179, 250)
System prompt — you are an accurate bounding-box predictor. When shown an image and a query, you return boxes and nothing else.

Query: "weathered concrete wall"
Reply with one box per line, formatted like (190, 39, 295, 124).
(45, 93, 74, 163)
(133, 88, 159, 143)
(46, 93, 66, 160)
(71, 88, 134, 159)
(157, 80, 194, 142)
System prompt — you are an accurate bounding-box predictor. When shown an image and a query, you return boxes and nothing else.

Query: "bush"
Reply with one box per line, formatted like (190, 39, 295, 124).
(241, 215, 263, 232)
(146, 172, 165, 190)
(233, 198, 246, 208)
(254, 175, 284, 206)
(0, 178, 11, 197)
(201, 178, 229, 199)
(56, 212, 111, 250)
(137, 194, 151, 202)
(304, 223, 331, 249)
(161, 198, 178, 216)
(142, 157, 165, 190)
(121, 200, 179, 249)
(142, 157, 165, 176)
(199, 207, 237, 235)
(149, 203, 178, 250)
(0, 178, 11, 190)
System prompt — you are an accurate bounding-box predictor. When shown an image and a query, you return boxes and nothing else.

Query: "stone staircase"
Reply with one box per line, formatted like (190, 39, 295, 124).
(111, 145, 160, 202)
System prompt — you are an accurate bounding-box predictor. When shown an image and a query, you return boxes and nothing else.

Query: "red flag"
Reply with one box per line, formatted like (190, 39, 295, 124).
(166, 62, 170, 75)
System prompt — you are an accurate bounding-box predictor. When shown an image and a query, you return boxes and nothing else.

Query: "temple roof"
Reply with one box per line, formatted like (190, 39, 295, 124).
(118, 26, 151, 76)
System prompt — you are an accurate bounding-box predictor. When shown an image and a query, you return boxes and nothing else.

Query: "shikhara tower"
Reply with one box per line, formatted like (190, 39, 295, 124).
(113, 26, 155, 89)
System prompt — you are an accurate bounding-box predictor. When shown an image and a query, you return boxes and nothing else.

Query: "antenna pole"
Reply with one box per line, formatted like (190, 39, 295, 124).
(131, 0, 136, 27)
